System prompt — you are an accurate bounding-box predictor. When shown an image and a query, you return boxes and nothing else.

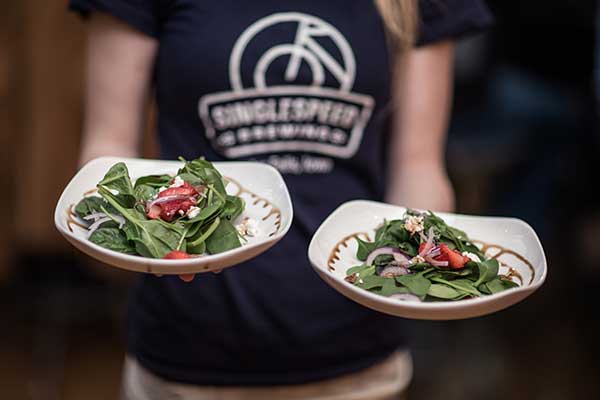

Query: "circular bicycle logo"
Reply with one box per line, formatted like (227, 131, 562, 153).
(229, 12, 356, 93)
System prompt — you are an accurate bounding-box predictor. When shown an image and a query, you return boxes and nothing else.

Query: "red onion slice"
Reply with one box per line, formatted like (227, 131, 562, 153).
(146, 194, 195, 209)
(426, 246, 441, 258)
(88, 217, 112, 236)
(83, 212, 107, 221)
(418, 227, 435, 257)
(393, 251, 411, 266)
(379, 266, 409, 277)
(366, 247, 410, 267)
(86, 214, 126, 235)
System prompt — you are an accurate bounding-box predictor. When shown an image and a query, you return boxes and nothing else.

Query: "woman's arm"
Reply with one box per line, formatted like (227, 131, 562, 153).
(79, 13, 158, 165)
(80, 15, 197, 282)
(385, 40, 455, 212)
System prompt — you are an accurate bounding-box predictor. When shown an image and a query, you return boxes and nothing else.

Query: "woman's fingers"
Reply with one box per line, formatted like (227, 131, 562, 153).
(179, 274, 195, 282)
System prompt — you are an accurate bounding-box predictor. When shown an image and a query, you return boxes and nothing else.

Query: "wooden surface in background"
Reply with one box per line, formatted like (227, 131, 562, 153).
(0, 2, 157, 271)
(14, 1, 86, 252)
(0, 1, 22, 279)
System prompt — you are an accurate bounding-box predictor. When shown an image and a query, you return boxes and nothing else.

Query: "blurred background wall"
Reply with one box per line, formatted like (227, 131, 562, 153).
(0, 2, 155, 399)
(1, 1, 599, 399)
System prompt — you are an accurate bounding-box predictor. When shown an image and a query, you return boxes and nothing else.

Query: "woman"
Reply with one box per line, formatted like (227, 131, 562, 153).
(70, 0, 491, 398)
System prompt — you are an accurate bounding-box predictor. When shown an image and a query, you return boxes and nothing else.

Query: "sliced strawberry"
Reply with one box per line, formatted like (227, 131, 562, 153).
(163, 250, 191, 259)
(158, 199, 196, 221)
(146, 181, 199, 222)
(147, 204, 162, 219)
(436, 244, 468, 269)
(162, 251, 196, 282)
(157, 182, 198, 198)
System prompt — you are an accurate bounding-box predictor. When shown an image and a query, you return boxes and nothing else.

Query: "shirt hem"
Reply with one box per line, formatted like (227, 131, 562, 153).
(130, 346, 404, 386)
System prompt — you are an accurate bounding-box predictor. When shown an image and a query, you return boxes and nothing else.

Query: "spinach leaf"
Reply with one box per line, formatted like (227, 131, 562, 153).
(486, 278, 519, 294)
(396, 274, 431, 298)
(357, 275, 389, 290)
(447, 226, 468, 241)
(462, 242, 486, 261)
(398, 242, 417, 257)
(374, 220, 390, 242)
(74, 196, 107, 219)
(501, 279, 519, 290)
(89, 227, 136, 254)
(98, 187, 183, 258)
(178, 158, 227, 196)
(387, 222, 410, 242)
(372, 254, 394, 267)
(408, 263, 433, 272)
(133, 174, 172, 188)
(176, 172, 204, 187)
(360, 265, 377, 279)
(356, 237, 377, 261)
(427, 283, 462, 300)
(378, 279, 410, 296)
(121, 220, 179, 258)
(485, 278, 505, 294)
(185, 219, 206, 238)
(473, 259, 500, 287)
(205, 219, 241, 254)
(347, 264, 368, 276)
(134, 184, 157, 202)
(187, 217, 221, 253)
(478, 283, 492, 295)
(97, 162, 136, 207)
(431, 277, 481, 297)
(186, 199, 223, 223)
(428, 264, 475, 280)
(221, 195, 245, 221)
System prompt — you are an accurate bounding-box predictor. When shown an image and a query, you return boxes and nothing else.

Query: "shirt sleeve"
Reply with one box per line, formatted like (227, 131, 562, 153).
(69, 0, 164, 38)
(416, 0, 493, 46)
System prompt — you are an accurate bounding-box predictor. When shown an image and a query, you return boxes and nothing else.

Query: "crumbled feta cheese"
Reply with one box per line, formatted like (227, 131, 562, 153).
(170, 176, 185, 188)
(358, 279, 364, 284)
(236, 218, 259, 237)
(462, 251, 481, 262)
(186, 206, 200, 219)
(158, 186, 168, 194)
(178, 209, 185, 216)
(404, 215, 424, 234)
(411, 255, 425, 264)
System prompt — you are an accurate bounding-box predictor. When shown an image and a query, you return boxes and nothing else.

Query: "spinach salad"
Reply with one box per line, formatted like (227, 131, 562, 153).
(345, 210, 519, 302)
(74, 157, 248, 259)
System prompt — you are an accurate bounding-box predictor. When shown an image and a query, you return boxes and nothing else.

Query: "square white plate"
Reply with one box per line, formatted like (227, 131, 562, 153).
(308, 200, 547, 320)
(55, 157, 293, 275)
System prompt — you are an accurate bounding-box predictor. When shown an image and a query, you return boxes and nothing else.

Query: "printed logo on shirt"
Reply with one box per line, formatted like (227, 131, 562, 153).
(198, 12, 374, 172)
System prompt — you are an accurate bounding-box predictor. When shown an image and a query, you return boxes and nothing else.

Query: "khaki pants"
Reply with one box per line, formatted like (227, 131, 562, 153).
(121, 351, 412, 400)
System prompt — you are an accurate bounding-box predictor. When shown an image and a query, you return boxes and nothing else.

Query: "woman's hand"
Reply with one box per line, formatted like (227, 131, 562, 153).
(179, 274, 195, 282)
(386, 40, 456, 212)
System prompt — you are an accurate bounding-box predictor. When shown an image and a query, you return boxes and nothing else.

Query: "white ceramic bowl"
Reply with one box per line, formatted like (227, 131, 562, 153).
(55, 157, 293, 275)
(308, 200, 547, 320)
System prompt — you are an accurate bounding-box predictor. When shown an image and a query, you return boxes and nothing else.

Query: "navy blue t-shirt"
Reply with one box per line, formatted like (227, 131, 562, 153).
(70, 0, 491, 385)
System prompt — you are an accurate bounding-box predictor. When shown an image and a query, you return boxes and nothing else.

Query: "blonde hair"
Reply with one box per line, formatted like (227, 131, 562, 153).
(374, 0, 418, 49)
